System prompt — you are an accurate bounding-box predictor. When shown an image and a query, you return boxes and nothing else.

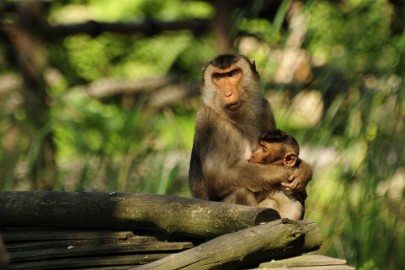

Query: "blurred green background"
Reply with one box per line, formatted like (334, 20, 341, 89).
(0, 0, 404, 269)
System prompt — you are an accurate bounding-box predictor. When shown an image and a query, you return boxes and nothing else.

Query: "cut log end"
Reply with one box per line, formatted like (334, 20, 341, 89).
(254, 208, 281, 225)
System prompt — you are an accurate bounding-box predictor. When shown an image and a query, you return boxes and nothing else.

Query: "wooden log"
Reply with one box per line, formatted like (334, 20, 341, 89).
(0, 192, 280, 240)
(134, 219, 322, 270)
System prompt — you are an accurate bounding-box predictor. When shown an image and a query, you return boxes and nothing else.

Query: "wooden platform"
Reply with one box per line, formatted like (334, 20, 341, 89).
(1, 227, 193, 269)
(1, 227, 354, 270)
(0, 191, 355, 269)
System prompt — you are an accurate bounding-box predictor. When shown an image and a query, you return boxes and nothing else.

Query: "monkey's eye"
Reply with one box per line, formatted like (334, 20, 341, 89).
(261, 145, 268, 153)
(229, 69, 240, 77)
(212, 73, 223, 81)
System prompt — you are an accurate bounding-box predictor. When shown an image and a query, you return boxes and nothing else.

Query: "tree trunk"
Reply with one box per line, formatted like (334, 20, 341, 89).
(212, 1, 232, 53)
(9, 3, 55, 189)
(0, 191, 280, 240)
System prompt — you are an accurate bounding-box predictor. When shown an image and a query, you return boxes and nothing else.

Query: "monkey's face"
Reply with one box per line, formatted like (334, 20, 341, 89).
(249, 141, 284, 165)
(202, 56, 260, 113)
(211, 65, 242, 111)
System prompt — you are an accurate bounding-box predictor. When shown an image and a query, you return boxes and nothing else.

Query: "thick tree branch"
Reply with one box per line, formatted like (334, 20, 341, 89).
(74, 76, 174, 98)
(46, 19, 211, 38)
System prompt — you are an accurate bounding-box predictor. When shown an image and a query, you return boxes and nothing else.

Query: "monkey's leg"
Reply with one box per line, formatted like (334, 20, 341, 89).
(272, 191, 304, 220)
(257, 197, 279, 211)
(222, 187, 258, 206)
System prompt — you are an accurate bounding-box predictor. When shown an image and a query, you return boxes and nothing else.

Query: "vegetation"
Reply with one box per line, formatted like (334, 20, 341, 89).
(0, 1, 403, 269)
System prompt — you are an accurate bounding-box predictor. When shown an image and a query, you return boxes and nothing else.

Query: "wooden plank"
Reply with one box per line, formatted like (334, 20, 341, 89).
(1, 228, 135, 242)
(5, 236, 157, 252)
(71, 267, 135, 270)
(71, 267, 136, 270)
(258, 266, 355, 270)
(259, 254, 348, 267)
(258, 254, 355, 270)
(9, 254, 167, 270)
(10, 241, 193, 262)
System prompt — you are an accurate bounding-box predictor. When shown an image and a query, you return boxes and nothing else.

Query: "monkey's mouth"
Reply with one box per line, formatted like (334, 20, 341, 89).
(224, 101, 242, 111)
(249, 158, 265, 164)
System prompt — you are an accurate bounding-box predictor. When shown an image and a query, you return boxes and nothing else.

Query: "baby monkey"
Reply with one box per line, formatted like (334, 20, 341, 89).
(250, 129, 308, 220)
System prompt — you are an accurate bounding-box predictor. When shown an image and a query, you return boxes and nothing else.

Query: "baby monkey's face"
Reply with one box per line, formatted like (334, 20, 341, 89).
(249, 141, 285, 165)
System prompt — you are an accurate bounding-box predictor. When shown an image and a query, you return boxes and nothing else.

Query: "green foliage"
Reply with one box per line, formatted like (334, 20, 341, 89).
(62, 33, 193, 81)
(301, 2, 405, 269)
(306, 0, 397, 76)
(50, 91, 194, 193)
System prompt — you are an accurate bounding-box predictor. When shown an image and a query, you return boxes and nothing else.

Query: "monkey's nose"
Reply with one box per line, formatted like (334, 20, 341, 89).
(224, 90, 233, 97)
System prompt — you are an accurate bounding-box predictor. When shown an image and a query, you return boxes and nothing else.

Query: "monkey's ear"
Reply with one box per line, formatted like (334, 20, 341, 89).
(250, 59, 257, 73)
(284, 153, 298, 167)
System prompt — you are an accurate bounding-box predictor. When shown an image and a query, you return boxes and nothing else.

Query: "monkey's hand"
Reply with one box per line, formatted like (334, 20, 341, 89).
(281, 171, 306, 193)
(281, 161, 312, 193)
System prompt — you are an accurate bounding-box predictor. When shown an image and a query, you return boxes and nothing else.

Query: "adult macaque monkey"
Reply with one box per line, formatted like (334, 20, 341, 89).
(189, 54, 312, 203)
(250, 130, 308, 220)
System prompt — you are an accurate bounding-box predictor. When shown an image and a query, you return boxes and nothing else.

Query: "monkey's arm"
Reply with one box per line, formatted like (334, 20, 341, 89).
(189, 107, 219, 200)
(205, 159, 293, 195)
(281, 159, 312, 192)
(189, 146, 209, 200)
(195, 134, 293, 197)
(237, 162, 293, 187)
